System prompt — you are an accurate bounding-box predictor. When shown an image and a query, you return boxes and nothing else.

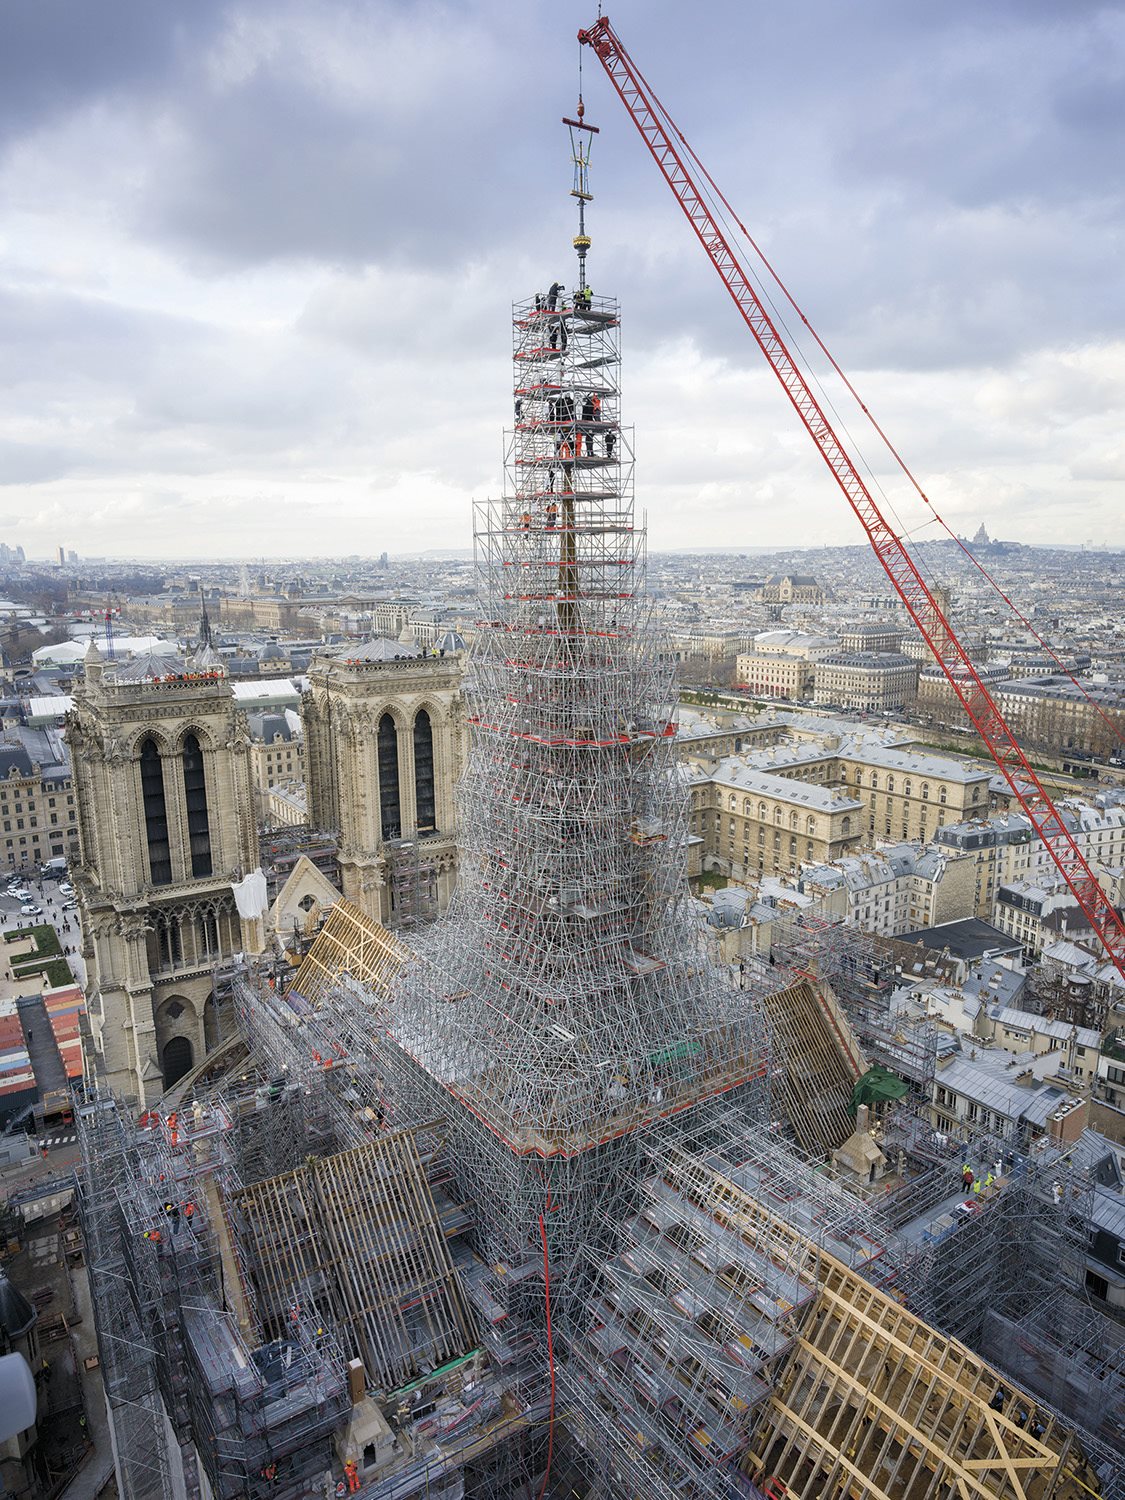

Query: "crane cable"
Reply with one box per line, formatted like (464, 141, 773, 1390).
(632, 59, 1123, 751)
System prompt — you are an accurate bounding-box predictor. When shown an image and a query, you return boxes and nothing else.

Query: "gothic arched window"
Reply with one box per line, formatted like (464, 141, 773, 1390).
(139, 738, 172, 886)
(414, 710, 437, 834)
(378, 713, 401, 839)
(182, 734, 212, 878)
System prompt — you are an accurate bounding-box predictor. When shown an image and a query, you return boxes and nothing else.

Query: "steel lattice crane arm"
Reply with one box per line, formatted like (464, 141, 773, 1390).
(578, 15, 1125, 986)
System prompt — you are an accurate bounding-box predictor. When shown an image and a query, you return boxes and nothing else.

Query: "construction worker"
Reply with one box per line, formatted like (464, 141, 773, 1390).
(591, 392, 602, 421)
(576, 404, 595, 456)
(546, 280, 564, 311)
(961, 1163, 973, 1191)
(984, 1171, 994, 1190)
(546, 500, 558, 529)
(143, 1228, 162, 1243)
(520, 509, 532, 531)
(548, 316, 568, 352)
(344, 1458, 361, 1493)
(605, 429, 615, 459)
(575, 284, 592, 310)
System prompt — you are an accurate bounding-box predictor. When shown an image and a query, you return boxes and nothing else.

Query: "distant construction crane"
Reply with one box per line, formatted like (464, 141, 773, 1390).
(578, 14, 1125, 987)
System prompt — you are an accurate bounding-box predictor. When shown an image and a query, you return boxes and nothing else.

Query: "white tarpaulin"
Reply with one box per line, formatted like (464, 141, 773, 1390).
(231, 867, 269, 921)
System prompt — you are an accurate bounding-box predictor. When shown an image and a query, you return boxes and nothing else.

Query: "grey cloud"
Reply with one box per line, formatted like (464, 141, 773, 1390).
(0, 0, 1120, 555)
(0, 0, 229, 147)
(0, 440, 80, 486)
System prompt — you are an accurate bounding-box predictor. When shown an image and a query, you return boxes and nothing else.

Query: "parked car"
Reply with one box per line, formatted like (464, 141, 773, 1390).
(61, 900, 78, 911)
(20, 904, 42, 916)
(10, 889, 31, 902)
(58, 883, 74, 896)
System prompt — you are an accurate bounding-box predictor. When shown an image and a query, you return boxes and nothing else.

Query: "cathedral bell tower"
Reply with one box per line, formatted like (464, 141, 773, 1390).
(67, 641, 259, 1104)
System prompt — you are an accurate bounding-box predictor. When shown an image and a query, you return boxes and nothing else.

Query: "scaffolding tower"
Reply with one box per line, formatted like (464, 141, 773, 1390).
(365, 279, 771, 1334)
(77, 1094, 176, 1500)
(77, 1087, 352, 1500)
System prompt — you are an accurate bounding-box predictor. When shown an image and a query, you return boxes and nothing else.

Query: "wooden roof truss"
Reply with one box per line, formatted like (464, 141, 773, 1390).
(234, 1126, 477, 1392)
(292, 899, 409, 1005)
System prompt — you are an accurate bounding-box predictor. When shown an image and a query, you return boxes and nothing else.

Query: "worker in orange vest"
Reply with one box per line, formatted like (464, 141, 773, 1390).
(344, 1458, 361, 1493)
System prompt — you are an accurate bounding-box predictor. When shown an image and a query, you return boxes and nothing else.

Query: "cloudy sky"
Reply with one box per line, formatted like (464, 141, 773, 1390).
(1, 0, 1122, 560)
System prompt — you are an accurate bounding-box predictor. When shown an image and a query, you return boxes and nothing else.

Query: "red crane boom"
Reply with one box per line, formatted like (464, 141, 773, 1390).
(578, 15, 1125, 986)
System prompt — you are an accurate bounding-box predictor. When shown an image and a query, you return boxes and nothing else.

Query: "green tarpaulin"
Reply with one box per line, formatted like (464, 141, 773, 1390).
(849, 1064, 909, 1115)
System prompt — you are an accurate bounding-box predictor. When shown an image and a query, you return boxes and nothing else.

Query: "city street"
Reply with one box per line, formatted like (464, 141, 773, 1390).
(1, 874, 85, 1166)
(0, 875, 86, 989)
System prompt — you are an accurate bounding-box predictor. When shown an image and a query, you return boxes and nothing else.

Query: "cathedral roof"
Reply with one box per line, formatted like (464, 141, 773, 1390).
(191, 643, 223, 673)
(110, 651, 189, 682)
(329, 637, 420, 664)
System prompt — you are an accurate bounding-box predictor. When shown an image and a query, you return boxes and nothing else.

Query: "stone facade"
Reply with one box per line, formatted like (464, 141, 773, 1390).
(813, 651, 919, 712)
(915, 663, 1009, 725)
(835, 745, 990, 843)
(801, 844, 977, 936)
(0, 728, 80, 875)
(67, 645, 259, 1104)
(687, 759, 863, 880)
(245, 710, 305, 818)
(932, 814, 1035, 918)
(757, 573, 825, 605)
(303, 641, 464, 927)
(681, 722, 994, 878)
(994, 675, 1125, 759)
(838, 622, 902, 654)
